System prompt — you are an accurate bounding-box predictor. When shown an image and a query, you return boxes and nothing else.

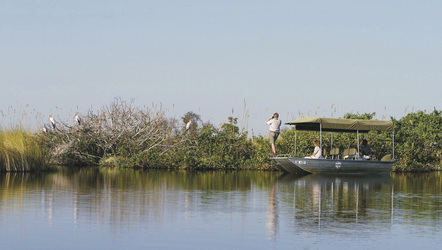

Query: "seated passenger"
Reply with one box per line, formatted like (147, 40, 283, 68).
(306, 140, 322, 159)
(361, 139, 372, 159)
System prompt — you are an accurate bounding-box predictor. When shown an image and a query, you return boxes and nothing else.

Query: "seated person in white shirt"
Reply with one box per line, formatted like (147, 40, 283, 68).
(306, 140, 322, 159)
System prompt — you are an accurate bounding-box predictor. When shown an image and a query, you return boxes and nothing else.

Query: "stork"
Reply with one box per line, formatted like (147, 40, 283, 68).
(49, 115, 56, 129)
(186, 120, 192, 130)
(42, 124, 49, 133)
(74, 114, 81, 125)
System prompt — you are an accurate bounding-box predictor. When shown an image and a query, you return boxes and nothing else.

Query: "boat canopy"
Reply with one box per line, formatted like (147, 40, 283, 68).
(285, 117, 394, 133)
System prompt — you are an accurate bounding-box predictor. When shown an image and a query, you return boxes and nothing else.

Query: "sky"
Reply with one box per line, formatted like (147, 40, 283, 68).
(1, 0, 441, 135)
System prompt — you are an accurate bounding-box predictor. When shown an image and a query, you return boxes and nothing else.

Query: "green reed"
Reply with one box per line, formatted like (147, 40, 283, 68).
(0, 128, 48, 172)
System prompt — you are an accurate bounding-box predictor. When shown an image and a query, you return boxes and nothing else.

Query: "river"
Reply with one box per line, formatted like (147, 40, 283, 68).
(0, 168, 441, 249)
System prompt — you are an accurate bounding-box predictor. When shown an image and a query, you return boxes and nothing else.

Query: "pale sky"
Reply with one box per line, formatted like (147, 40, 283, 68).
(1, 0, 441, 135)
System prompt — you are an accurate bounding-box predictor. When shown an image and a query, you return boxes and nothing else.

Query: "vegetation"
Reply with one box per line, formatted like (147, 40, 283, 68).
(39, 98, 180, 168)
(0, 128, 49, 171)
(174, 116, 266, 170)
(1, 98, 440, 172)
(392, 110, 441, 171)
(38, 100, 268, 170)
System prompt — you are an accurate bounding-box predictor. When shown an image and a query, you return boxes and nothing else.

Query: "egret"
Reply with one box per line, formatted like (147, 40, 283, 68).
(74, 114, 81, 125)
(49, 115, 56, 129)
(185, 120, 192, 130)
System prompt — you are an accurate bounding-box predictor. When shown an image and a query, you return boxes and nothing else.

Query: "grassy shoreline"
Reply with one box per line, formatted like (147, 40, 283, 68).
(0, 129, 50, 172)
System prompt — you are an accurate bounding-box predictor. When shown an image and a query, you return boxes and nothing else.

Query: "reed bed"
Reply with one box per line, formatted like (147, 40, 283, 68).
(0, 129, 48, 172)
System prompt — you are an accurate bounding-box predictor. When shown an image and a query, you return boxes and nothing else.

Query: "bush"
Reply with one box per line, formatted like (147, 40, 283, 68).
(181, 117, 262, 170)
(393, 110, 441, 171)
(39, 98, 180, 167)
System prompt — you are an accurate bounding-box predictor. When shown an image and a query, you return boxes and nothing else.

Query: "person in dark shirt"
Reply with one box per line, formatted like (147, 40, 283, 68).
(361, 139, 372, 159)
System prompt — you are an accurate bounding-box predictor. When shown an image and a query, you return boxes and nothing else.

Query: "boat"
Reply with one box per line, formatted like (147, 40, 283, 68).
(272, 117, 395, 174)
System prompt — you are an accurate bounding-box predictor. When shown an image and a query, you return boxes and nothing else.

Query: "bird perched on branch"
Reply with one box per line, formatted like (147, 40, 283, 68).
(49, 115, 56, 129)
(42, 124, 49, 133)
(186, 120, 192, 130)
(74, 114, 81, 125)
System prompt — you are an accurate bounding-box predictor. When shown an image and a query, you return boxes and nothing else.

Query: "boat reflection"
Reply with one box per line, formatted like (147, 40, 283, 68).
(268, 173, 395, 235)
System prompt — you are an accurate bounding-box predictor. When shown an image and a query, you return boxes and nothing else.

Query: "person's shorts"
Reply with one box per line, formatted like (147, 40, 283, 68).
(269, 131, 280, 144)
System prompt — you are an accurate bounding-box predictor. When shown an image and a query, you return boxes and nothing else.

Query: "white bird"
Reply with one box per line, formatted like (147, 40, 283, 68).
(186, 120, 192, 130)
(42, 124, 49, 133)
(74, 114, 81, 125)
(49, 115, 56, 129)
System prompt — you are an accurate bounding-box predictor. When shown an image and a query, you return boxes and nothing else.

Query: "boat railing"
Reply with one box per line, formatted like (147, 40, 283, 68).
(275, 154, 327, 159)
(275, 154, 305, 158)
(275, 154, 293, 158)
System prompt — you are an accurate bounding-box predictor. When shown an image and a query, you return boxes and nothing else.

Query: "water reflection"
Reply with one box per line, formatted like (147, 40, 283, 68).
(0, 168, 279, 232)
(272, 174, 393, 234)
(271, 172, 441, 237)
(0, 169, 441, 249)
(266, 185, 278, 240)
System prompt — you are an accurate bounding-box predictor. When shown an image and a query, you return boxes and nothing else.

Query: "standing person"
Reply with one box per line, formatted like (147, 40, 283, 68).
(266, 113, 282, 157)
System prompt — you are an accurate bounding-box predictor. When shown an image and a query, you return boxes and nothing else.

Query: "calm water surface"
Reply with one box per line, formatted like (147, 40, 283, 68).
(0, 168, 441, 249)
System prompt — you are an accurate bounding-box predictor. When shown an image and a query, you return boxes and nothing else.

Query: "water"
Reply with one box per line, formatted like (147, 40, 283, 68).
(0, 168, 441, 249)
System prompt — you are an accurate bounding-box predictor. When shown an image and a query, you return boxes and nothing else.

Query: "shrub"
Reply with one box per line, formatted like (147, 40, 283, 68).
(393, 110, 441, 171)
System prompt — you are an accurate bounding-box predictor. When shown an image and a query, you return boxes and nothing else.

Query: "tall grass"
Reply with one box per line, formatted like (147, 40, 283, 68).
(0, 129, 48, 172)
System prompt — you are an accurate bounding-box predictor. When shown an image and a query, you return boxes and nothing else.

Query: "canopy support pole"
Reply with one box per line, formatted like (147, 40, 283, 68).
(330, 132, 333, 155)
(357, 130, 360, 156)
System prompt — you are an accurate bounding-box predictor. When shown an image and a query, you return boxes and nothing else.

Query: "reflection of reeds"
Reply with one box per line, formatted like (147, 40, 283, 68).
(0, 129, 48, 172)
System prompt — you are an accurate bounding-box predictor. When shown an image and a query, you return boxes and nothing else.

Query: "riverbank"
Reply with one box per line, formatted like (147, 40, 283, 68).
(1, 101, 441, 172)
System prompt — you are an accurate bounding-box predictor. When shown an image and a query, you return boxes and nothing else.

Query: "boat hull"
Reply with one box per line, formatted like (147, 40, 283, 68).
(272, 156, 393, 174)
(272, 157, 310, 174)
